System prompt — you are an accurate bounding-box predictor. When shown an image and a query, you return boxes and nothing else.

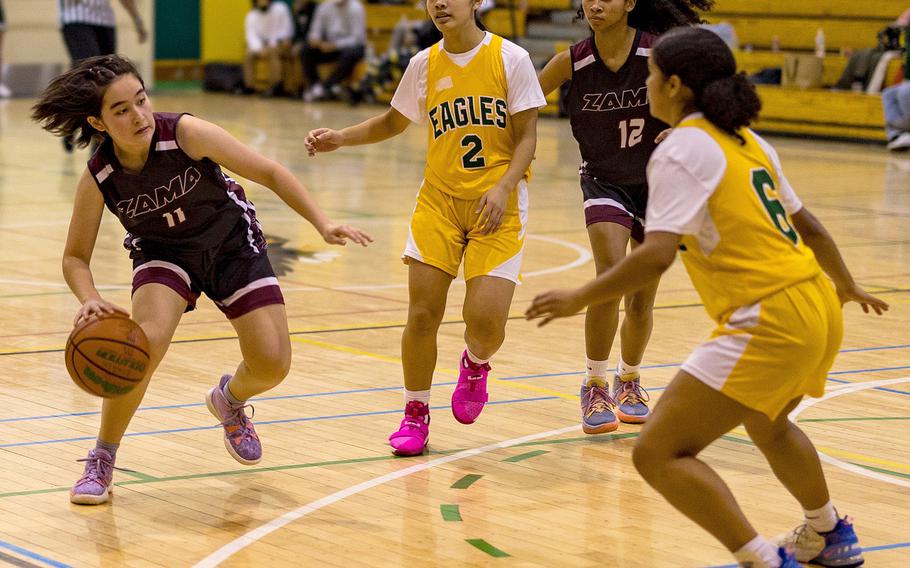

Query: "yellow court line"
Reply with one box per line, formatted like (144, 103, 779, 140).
(290, 336, 579, 401)
(727, 429, 910, 473)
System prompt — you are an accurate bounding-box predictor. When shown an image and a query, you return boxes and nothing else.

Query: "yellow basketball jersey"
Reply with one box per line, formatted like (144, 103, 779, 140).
(424, 34, 529, 200)
(675, 116, 821, 322)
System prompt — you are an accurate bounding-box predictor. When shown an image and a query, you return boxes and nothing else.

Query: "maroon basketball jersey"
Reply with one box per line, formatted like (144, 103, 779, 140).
(87, 113, 266, 253)
(566, 30, 668, 185)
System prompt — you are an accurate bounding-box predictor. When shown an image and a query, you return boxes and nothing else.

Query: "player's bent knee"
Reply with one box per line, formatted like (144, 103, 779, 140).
(407, 305, 445, 334)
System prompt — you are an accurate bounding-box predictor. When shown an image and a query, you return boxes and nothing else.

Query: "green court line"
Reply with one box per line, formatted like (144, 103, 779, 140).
(440, 504, 462, 522)
(2, 430, 907, 499)
(118, 469, 158, 481)
(849, 463, 910, 480)
(450, 474, 483, 490)
(502, 450, 549, 463)
(799, 416, 910, 423)
(465, 539, 510, 558)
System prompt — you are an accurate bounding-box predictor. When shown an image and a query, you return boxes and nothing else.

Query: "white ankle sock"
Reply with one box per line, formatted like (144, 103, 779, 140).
(584, 358, 609, 386)
(223, 380, 244, 406)
(616, 358, 640, 378)
(465, 347, 489, 366)
(404, 388, 431, 406)
(733, 535, 780, 568)
(804, 500, 838, 533)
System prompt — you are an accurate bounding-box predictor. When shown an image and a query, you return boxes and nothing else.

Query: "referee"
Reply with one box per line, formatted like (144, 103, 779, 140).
(59, 0, 147, 150)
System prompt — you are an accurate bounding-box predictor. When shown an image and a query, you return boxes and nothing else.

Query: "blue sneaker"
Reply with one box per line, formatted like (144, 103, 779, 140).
(776, 517, 864, 567)
(612, 372, 651, 423)
(778, 547, 802, 568)
(580, 377, 619, 434)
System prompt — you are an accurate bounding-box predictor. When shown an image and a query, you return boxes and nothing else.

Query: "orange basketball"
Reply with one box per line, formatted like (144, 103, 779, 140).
(64, 314, 150, 398)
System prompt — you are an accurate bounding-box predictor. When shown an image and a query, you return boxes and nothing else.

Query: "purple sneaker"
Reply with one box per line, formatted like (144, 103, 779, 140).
(451, 351, 489, 424)
(206, 374, 262, 465)
(70, 448, 114, 505)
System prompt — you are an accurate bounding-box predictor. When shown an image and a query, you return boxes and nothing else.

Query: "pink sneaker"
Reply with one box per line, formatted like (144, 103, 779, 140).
(206, 374, 262, 465)
(389, 400, 430, 456)
(70, 448, 114, 505)
(451, 351, 489, 424)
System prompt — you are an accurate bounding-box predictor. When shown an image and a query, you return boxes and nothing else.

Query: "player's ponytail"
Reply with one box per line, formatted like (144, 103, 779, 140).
(576, 0, 714, 34)
(31, 55, 144, 149)
(629, 0, 714, 34)
(652, 26, 761, 143)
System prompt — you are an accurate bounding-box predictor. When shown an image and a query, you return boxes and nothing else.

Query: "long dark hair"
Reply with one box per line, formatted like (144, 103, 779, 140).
(576, 0, 714, 34)
(652, 26, 761, 142)
(31, 55, 144, 149)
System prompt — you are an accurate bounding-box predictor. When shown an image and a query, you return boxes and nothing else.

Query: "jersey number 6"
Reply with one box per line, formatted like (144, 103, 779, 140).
(751, 169, 798, 245)
(461, 134, 486, 169)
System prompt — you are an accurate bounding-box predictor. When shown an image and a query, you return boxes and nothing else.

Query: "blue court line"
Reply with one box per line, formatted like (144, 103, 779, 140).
(706, 540, 910, 567)
(0, 396, 557, 449)
(2, 344, 909, 425)
(0, 541, 72, 568)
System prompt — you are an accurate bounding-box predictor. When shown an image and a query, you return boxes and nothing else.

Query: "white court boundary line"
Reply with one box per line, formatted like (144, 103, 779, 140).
(192, 424, 580, 568)
(1, 234, 592, 292)
(194, 379, 910, 566)
(789, 376, 910, 489)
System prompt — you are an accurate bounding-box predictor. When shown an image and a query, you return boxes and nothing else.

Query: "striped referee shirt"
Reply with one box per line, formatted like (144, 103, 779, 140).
(59, 0, 116, 27)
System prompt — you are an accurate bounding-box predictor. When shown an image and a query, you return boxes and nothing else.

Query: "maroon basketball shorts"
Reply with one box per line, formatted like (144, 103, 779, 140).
(580, 175, 648, 243)
(128, 231, 284, 320)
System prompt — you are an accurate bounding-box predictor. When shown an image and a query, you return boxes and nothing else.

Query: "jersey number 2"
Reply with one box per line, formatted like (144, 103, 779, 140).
(618, 119, 644, 149)
(461, 135, 486, 169)
(750, 169, 798, 245)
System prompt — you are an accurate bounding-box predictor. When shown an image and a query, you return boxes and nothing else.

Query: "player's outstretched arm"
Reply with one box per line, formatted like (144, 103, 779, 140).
(526, 231, 678, 326)
(305, 108, 411, 156)
(537, 50, 571, 97)
(62, 170, 129, 325)
(791, 208, 889, 315)
(177, 115, 373, 247)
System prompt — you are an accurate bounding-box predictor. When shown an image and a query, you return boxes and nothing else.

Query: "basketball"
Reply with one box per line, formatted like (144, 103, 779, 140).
(64, 314, 150, 398)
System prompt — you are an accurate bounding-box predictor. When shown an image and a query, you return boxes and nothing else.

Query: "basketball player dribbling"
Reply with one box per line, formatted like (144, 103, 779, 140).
(32, 55, 372, 505)
(537, 0, 713, 434)
(305, 0, 546, 457)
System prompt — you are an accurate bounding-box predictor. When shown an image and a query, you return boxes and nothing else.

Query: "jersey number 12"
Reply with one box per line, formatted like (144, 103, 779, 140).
(618, 119, 644, 149)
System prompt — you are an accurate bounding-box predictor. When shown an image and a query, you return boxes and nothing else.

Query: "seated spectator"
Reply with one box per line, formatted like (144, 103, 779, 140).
(883, 81, 910, 150)
(0, 0, 9, 98)
(302, 0, 366, 102)
(287, 0, 317, 96)
(836, 6, 908, 91)
(241, 0, 295, 97)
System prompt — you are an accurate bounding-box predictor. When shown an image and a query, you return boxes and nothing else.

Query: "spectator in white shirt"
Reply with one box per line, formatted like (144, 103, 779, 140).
(302, 0, 366, 102)
(242, 0, 295, 96)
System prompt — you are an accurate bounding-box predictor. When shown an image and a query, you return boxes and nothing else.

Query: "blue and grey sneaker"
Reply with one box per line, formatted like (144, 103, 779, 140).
(580, 377, 619, 434)
(612, 373, 651, 424)
(777, 547, 803, 568)
(776, 517, 864, 567)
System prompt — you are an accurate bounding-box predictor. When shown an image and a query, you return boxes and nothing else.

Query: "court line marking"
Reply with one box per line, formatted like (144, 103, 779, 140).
(190, 424, 580, 568)
(0, 541, 72, 568)
(788, 377, 910, 489)
(290, 335, 577, 401)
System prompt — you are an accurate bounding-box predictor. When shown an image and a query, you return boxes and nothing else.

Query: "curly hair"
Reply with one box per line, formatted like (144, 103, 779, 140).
(652, 26, 761, 143)
(31, 55, 144, 149)
(576, 0, 714, 34)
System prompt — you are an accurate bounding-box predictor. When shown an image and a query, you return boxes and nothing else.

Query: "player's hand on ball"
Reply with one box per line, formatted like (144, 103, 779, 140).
(525, 289, 584, 327)
(305, 128, 343, 156)
(74, 298, 129, 327)
(837, 284, 890, 315)
(322, 224, 374, 247)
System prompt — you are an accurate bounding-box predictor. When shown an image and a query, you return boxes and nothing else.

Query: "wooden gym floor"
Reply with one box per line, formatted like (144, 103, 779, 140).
(0, 92, 907, 567)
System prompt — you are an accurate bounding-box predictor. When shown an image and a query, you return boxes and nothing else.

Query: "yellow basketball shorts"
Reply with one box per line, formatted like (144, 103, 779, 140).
(682, 274, 843, 420)
(402, 179, 528, 283)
